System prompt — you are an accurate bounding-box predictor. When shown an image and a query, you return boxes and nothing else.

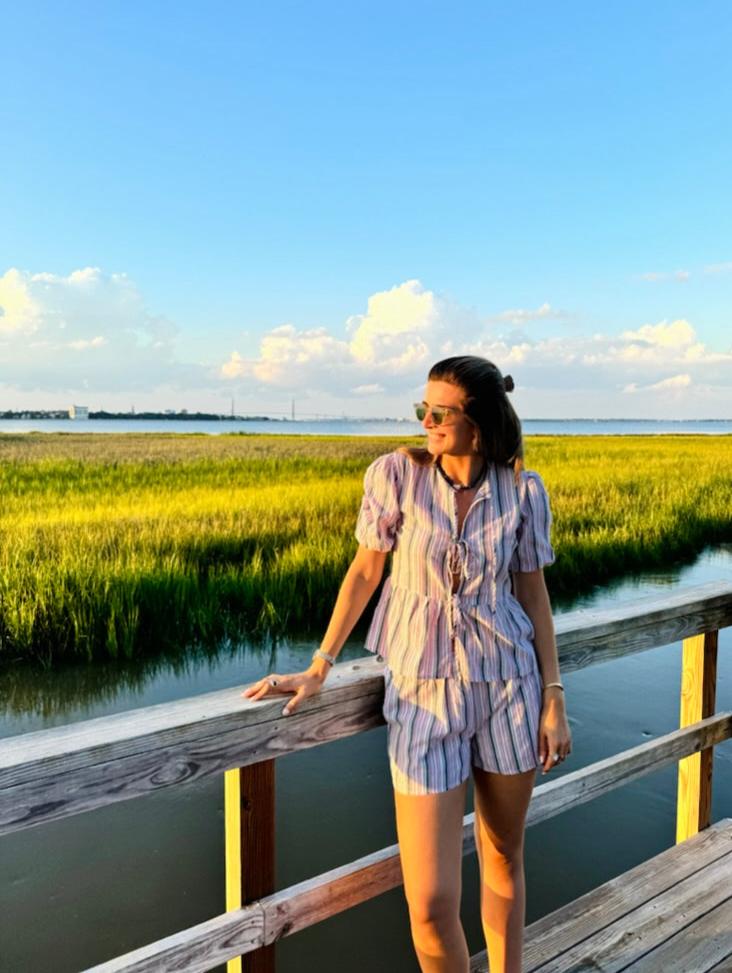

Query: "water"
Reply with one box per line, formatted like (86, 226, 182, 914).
(1, 545, 731, 972)
(1, 417, 731, 436)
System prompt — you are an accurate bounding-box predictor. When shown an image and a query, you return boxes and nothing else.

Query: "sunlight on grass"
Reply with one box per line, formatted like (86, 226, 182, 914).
(1, 432, 729, 664)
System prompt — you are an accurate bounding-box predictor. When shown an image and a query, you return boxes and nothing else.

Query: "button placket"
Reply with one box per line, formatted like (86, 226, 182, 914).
(439, 468, 491, 681)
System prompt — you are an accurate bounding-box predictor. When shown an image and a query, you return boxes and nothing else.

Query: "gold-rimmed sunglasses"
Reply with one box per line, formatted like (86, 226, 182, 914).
(413, 401, 463, 425)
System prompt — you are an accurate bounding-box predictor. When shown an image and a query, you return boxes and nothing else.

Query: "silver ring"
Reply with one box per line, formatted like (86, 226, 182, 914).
(268, 677, 278, 687)
(552, 753, 559, 761)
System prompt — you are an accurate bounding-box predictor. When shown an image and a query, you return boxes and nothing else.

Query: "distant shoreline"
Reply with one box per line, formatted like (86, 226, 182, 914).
(1, 413, 730, 423)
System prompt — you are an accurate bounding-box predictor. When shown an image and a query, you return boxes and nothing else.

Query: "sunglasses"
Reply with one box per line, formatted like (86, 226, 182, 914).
(413, 402, 463, 425)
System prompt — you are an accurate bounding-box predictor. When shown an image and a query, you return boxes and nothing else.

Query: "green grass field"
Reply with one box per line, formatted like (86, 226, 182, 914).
(1, 432, 730, 665)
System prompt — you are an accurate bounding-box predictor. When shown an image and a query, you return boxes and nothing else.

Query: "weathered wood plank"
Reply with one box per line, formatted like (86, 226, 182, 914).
(80, 840, 407, 973)
(532, 851, 732, 972)
(553, 580, 732, 672)
(622, 893, 732, 971)
(0, 672, 386, 836)
(707, 952, 732, 972)
(524, 711, 732, 826)
(676, 629, 718, 842)
(469, 818, 732, 973)
(80, 906, 266, 973)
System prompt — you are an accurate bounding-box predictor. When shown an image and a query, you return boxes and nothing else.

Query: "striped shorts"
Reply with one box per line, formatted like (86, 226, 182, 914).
(382, 666, 544, 795)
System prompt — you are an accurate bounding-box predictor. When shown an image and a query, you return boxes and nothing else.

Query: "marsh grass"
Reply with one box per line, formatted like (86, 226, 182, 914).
(0, 432, 729, 665)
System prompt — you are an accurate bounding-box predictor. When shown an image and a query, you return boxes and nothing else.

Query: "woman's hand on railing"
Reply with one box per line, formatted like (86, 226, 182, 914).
(241, 666, 328, 717)
(538, 691, 572, 774)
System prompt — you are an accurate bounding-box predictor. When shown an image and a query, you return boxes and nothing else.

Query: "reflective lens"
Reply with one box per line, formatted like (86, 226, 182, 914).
(414, 403, 451, 425)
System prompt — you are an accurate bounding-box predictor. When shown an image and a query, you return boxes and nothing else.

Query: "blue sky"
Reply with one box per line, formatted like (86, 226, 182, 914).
(1, 1, 730, 418)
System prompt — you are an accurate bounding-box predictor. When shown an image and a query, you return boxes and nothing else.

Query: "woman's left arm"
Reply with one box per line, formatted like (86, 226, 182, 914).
(512, 568, 572, 773)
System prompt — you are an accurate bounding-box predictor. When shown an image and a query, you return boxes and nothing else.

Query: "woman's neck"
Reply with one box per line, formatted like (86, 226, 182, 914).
(438, 453, 486, 488)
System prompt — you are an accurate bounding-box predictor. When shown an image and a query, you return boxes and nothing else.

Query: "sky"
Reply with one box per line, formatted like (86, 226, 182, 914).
(1, 1, 731, 419)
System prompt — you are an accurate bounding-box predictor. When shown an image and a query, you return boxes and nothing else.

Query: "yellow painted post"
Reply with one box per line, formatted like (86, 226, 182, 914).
(226, 761, 276, 973)
(676, 630, 718, 844)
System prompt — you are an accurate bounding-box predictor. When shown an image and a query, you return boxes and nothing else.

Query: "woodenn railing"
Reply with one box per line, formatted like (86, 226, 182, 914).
(1, 579, 731, 973)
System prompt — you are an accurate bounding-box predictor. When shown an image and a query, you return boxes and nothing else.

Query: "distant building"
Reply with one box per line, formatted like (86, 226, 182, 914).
(68, 405, 90, 420)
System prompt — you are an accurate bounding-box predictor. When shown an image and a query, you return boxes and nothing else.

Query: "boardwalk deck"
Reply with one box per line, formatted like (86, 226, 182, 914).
(470, 817, 732, 973)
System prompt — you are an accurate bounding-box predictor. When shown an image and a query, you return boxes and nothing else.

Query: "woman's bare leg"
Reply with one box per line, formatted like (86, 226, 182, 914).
(393, 779, 470, 973)
(472, 766, 536, 973)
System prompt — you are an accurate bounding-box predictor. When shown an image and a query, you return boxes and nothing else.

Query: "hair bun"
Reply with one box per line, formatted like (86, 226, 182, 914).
(503, 374, 514, 393)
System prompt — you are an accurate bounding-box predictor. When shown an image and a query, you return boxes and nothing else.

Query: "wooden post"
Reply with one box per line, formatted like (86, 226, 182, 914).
(676, 630, 718, 843)
(226, 761, 276, 972)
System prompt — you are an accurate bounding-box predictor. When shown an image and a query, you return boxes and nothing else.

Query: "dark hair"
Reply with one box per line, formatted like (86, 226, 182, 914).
(398, 355, 524, 482)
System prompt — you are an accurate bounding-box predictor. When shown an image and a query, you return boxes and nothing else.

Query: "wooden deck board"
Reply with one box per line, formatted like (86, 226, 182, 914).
(469, 818, 732, 973)
(623, 894, 732, 971)
(708, 952, 732, 972)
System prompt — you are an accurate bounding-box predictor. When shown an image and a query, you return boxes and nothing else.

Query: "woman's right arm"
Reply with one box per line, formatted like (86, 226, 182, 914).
(307, 544, 389, 681)
(241, 544, 389, 711)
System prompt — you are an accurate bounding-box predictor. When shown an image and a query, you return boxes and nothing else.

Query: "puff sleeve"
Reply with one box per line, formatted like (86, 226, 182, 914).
(354, 452, 403, 552)
(509, 470, 556, 572)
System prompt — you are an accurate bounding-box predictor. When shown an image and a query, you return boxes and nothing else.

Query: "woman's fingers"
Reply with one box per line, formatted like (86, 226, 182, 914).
(241, 673, 322, 716)
(539, 732, 572, 774)
(241, 674, 291, 700)
(282, 685, 306, 717)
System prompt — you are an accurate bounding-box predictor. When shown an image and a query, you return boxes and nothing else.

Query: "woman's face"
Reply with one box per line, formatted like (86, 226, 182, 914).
(420, 380, 477, 457)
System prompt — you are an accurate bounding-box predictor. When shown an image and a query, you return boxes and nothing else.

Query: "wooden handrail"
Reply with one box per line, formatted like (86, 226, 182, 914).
(2, 580, 730, 838)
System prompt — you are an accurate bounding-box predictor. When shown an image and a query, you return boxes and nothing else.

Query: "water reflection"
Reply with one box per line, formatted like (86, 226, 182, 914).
(2, 543, 731, 734)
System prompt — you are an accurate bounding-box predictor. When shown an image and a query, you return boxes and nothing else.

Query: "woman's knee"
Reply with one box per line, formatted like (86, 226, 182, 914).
(407, 887, 462, 929)
(474, 818, 525, 865)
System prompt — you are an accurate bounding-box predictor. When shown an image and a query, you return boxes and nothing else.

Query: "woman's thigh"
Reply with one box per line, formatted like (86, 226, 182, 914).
(393, 779, 468, 921)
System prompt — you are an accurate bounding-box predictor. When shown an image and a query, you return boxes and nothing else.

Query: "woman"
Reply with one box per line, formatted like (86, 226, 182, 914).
(243, 355, 572, 973)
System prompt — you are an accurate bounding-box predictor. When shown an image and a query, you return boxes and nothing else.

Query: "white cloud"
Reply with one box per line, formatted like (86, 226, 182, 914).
(620, 319, 696, 348)
(68, 336, 107, 350)
(650, 373, 692, 390)
(488, 302, 571, 325)
(703, 261, 732, 275)
(0, 266, 207, 395)
(221, 283, 732, 417)
(2, 267, 730, 418)
(624, 373, 692, 394)
(221, 279, 450, 392)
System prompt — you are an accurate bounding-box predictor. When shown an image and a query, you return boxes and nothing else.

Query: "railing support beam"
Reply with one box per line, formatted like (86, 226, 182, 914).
(676, 629, 718, 842)
(226, 761, 276, 973)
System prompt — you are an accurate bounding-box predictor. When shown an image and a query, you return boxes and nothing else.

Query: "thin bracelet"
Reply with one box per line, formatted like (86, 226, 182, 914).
(312, 649, 336, 667)
(543, 681, 564, 692)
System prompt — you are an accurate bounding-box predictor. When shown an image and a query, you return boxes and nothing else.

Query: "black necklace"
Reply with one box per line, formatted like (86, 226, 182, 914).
(435, 457, 487, 492)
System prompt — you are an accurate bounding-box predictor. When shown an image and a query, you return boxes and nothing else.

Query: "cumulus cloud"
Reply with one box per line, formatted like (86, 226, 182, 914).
(2, 267, 729, 418)
(221, 281, 732, 417)
(703, 261, 732, 275)
(624, 373, 692, 394)
(488, 302, 572, 326)
(0, 266, 207, 396)
(222, 280, 452, 392)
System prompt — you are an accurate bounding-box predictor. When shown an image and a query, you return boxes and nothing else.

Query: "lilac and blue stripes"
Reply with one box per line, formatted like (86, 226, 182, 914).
(383, 667, 544, 793)
(355, 450, 556, 681)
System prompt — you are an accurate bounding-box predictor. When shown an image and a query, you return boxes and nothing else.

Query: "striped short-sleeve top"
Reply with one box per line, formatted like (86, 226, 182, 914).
(354, 450, 556, 680)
